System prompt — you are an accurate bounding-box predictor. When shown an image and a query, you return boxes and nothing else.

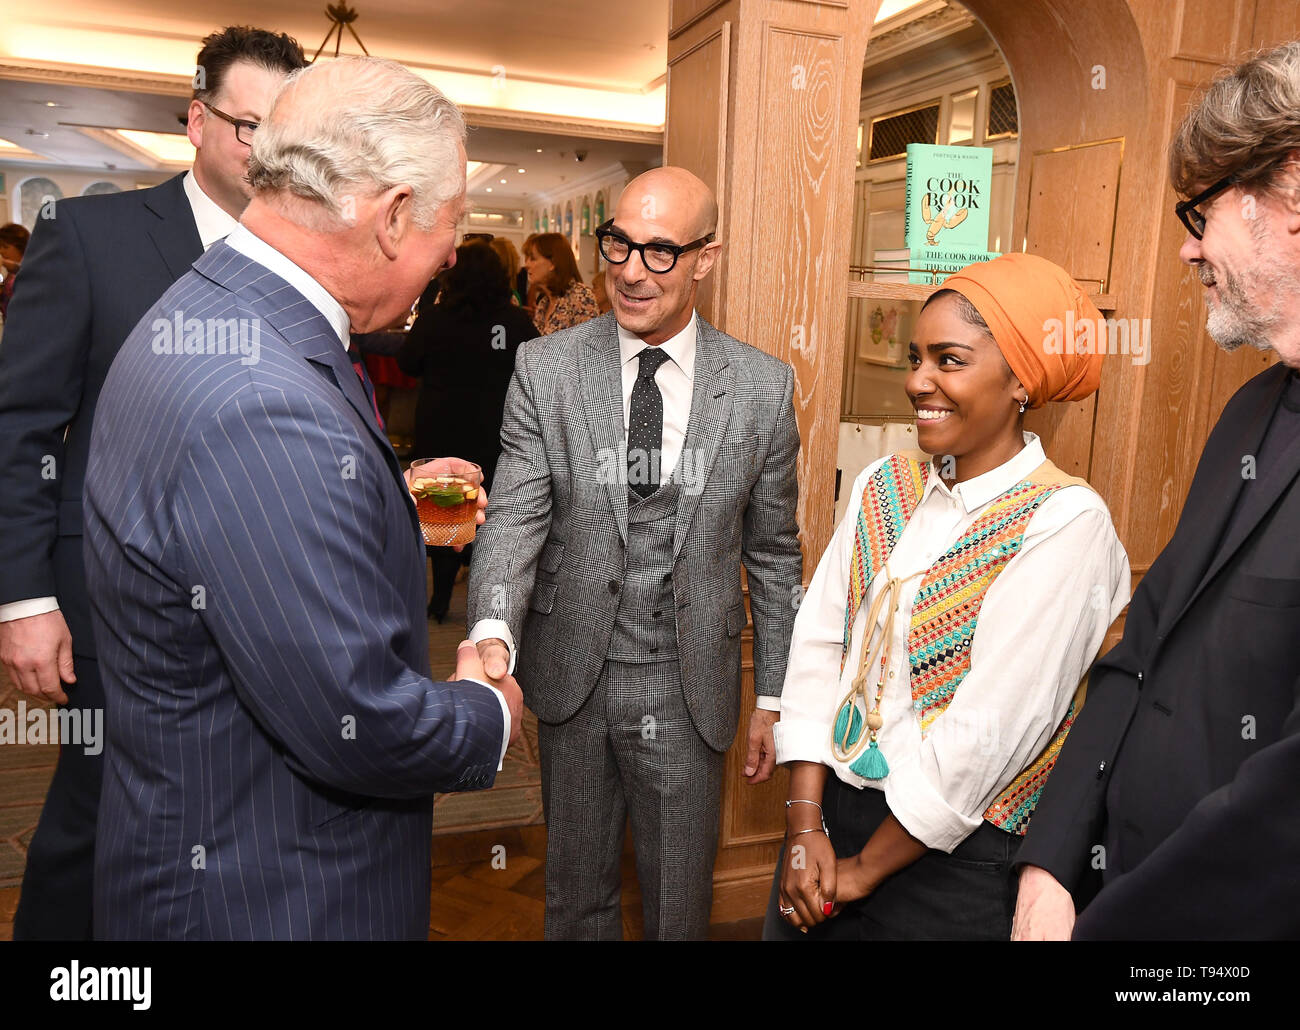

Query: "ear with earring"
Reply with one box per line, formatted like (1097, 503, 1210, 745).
(1016, 395, 1027, 415)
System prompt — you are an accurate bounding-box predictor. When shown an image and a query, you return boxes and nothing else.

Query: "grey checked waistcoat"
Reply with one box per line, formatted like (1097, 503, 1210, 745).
(608, 480, 681, 662)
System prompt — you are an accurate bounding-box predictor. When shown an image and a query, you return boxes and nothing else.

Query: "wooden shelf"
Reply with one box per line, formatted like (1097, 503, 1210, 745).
(846, 279, 1116, 312)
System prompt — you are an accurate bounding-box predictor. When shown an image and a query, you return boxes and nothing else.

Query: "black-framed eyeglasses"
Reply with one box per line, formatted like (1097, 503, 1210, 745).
(595, 218, 713, 273)
(203, 101, 258, 146)
(1174, 174, 1236, 240)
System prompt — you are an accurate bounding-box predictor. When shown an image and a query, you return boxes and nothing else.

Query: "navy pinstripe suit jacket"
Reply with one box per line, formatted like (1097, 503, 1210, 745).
(84, 242, 504, 940)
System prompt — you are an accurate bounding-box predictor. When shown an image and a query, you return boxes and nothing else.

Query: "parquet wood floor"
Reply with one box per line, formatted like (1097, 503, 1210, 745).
(427, 823, 763, 940)
(0, 569, 763, 941)
(1, 826, 763, 941)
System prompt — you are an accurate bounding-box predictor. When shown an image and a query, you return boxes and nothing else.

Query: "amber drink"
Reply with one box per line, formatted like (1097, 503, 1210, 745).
(408, 459, 482, 547)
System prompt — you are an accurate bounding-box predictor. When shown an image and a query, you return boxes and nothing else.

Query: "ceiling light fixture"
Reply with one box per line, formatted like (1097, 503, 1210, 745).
(312, 2, 370, 62)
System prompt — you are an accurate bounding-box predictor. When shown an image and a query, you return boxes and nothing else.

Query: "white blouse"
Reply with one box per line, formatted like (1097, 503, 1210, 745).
(774, 434, 1130, 853)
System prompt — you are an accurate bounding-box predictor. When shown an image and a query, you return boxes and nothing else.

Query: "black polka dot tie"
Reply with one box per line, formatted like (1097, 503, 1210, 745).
(628, 346, 671, 498)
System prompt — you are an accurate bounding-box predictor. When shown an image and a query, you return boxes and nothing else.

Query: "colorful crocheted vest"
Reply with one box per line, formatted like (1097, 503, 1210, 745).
(840, 451, 1091, 835)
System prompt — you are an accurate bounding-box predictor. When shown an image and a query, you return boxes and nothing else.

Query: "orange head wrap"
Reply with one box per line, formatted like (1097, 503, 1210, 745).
(939, 252, 1104, 409)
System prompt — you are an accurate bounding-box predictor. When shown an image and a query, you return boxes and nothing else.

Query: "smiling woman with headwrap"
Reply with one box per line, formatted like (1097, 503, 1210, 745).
(764, 253, 1131, 940)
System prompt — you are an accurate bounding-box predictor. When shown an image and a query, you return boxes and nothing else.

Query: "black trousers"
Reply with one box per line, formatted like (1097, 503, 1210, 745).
(426, 544, 468, 618)
(13, 655, 104, 941)
(762, 773, 1020, 940)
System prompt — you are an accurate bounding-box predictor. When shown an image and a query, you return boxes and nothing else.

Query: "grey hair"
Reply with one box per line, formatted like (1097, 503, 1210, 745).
(247, 56, 466, 230)
(1170, 40, 1300, 196)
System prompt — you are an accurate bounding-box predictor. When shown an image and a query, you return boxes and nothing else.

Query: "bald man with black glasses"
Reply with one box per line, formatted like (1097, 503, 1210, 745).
(468, 166, 804, 940)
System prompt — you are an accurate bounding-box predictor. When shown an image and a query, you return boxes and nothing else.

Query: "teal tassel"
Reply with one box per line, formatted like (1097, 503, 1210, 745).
(833, 703, 863, 748)
(850, 739, 890, 780)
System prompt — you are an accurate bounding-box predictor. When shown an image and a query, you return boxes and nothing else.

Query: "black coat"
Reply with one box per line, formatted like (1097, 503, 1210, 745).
(396, 300, 536, 490)
(1017, 362, 1300, 939)
(0, 173, 203, 658)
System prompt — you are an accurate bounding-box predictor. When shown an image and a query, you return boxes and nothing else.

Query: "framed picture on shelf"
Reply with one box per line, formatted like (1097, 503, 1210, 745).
(856, 300, 913, 368)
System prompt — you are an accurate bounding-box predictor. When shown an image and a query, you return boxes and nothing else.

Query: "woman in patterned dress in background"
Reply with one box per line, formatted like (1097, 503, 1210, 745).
(523, 232, 599, 334)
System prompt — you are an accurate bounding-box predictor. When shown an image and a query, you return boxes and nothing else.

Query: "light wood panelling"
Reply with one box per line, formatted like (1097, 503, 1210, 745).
(1129, 83, 1229, 562)
(1023, 399, 1098, 479)
(1019, 138, 1124, 477)
(668, 0, 879, 925)
(671, 0, 730, 36)
(1174, 0, 1247, 63)
(1024, 139, 1123, 290)
(846, 281, 1116, 309)
(1249, 1, 1300, 45)
(667, 23, 732, 325)
(747, 23, 848, 562)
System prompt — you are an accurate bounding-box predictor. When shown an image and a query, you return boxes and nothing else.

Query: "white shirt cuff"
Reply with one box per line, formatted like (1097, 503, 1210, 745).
(755, 695, 780, 712)
(882, 754, 982, 853)
(463, 676, 511, 772)
(469, 619, 517, 676)
(772, 718, 829, 767)
(0, 597, 60, 623)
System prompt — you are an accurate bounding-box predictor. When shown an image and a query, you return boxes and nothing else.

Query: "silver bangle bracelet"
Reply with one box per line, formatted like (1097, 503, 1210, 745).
(790, 826, 826, 837)
(786, 799, 823, 814)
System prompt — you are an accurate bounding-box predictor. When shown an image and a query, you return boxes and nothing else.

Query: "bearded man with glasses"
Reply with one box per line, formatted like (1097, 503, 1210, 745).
(468, 166, 803, 939)
(1012, 40, 1300, 940)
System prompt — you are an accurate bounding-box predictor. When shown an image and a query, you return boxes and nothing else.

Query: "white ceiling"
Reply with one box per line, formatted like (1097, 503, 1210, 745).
(461, 126, 659, 205)
(0, 1, 675, 205)
(0, 1, 929, 205)
(0, 79, 189, 170)
(2, 1, 671, 93)
(0, 76, 662, 207)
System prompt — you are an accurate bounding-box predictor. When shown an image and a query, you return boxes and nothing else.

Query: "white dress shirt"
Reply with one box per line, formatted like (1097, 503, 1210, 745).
(223, 224, 351, 343)
(183, 169, 240, 249)
(0, 170, 236, 625)
(617, 313, 696, 484)
(773, 434, 1131, 852)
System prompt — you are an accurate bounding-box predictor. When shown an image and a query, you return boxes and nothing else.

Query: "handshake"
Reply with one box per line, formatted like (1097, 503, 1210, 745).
(455, 637, 523, 749)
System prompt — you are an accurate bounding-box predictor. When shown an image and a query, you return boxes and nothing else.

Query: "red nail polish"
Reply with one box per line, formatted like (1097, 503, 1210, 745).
(823, 901, 833, 915)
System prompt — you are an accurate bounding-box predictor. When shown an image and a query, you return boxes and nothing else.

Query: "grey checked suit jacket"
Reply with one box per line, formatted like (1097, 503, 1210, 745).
(468, 312, 802, 751)
(84, 243, 505, 940)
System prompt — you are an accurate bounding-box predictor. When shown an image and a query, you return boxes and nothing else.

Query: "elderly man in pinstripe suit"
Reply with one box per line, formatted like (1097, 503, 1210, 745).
(83, 57, 522, 940)
(468, 167, 804, 939)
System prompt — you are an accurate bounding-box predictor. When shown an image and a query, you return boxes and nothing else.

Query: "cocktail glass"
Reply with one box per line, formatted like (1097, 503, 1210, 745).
(408, 459, 482, 547)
